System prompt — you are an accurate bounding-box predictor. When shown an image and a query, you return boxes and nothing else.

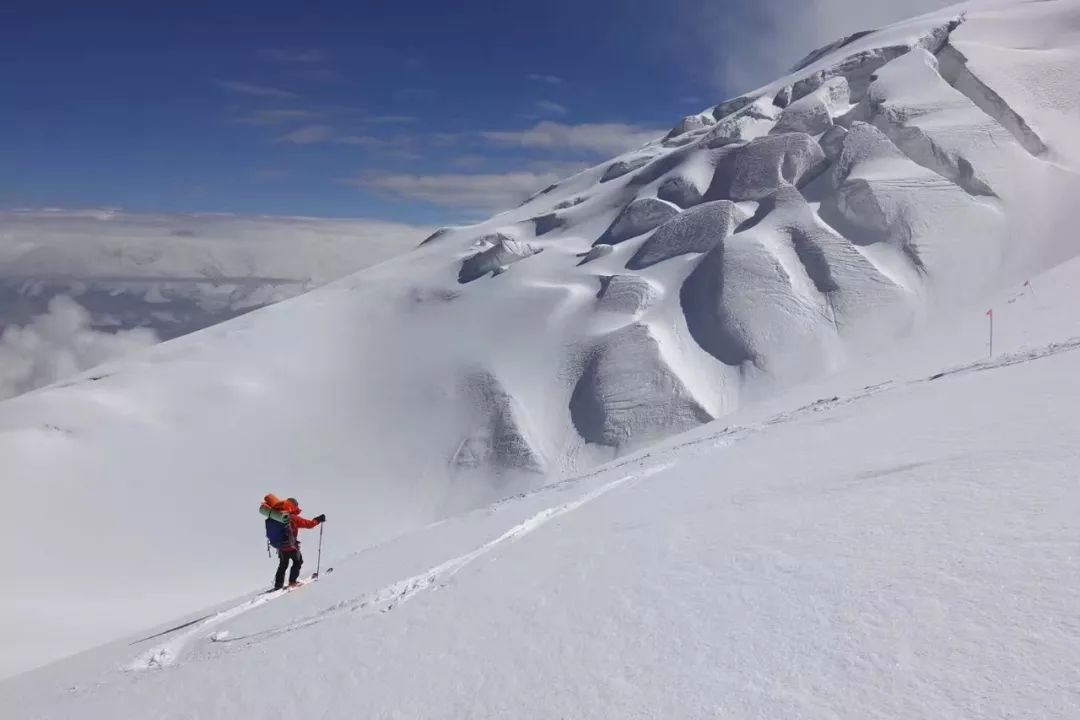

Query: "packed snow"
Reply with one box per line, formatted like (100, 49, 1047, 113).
(2, 4, 1080, 712)
(2, 254, 1078, 717)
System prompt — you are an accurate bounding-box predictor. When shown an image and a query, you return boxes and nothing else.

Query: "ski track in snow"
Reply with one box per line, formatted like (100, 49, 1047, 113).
(125, 579, 313, 671)
(127, 461, 676, 669)
(221, 461, 677, 645)
(124, 332, 1080, 674)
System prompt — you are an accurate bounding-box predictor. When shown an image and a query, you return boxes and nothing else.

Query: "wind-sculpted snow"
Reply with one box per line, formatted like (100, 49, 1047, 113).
(787, 19, 960, 106)
(452, 371, 546, 474)
(821, 122, 1005, 297)
(656, 175, 705, 209)
(596, 197, 680, 246)
(867, 49, 998, 197)
(681, 195, 843, 379)
(772, 77, 850, 136)
(665, 113, 714, 140)
(458, 235, 542, 283)
(705, 132, 827, 202)
(704, 101, 779, 148)
(790, 29, 876, 73)
(6, 0, 1080, 679)
(600, 156, 653, 183)
(627, 200, 746, 270)
(819, 125, 848, 162)
(711, 94, 757, 121)
(936, 43, 1048, 157)
(595, 274, 658, 315)
(570, 323, 711, 449)
(531, 212, 565, 236)
(577, 244, 614, 266)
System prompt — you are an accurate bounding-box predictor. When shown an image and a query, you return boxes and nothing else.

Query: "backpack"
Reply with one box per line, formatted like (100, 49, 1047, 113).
(260, 493, 292, 550)
(265, 516, 291, 549)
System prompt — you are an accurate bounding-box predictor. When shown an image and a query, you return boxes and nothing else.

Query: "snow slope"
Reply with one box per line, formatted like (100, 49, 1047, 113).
(3, 252, 1079, 718)
(4, 0, 1080, 679)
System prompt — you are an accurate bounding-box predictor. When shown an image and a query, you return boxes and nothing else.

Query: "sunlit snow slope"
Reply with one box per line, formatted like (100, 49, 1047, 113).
(3, 0, 1080, 678)
(3, 235, 1079, 719)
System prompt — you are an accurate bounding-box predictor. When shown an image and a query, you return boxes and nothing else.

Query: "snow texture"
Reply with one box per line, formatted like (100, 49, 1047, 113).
(458, 234, 542, 283)
(705, 132, 827, 201)
(627, 200, 746, 270)
(570, 323, 711, 448)
(595, 274, 658, 315)
(576, 244, 614, 266)
(595, 197, 680, 246)
(6, 252, 1080, 717)
(5, 0, 1080, 689)
(656, 175, 705, 209)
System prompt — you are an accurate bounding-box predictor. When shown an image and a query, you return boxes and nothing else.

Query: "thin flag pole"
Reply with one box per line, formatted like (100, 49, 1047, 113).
(986, 308, 994, 359)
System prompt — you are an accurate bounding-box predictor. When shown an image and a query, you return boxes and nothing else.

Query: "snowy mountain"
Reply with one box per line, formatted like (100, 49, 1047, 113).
(3, 0, 1080, 690)
(4, 230, 1079, 718)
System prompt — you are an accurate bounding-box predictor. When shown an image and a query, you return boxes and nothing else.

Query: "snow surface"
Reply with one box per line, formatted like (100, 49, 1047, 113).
(4, 0, 1080, 690)
(3, 253, 1079, 717)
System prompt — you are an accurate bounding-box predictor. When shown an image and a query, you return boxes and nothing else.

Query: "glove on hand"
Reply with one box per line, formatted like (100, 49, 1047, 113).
(314, 514, 326, 523)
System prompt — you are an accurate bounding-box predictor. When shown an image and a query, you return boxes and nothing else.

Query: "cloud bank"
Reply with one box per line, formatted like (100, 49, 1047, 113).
(0, 296, 160, 401)
(669, 0, 954, 95)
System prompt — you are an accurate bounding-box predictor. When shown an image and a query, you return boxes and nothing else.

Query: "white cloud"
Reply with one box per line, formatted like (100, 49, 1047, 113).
(0, 208, 429, 287)
(667, 0, 953, 94)
(257, 48, 327, 64)
(276, 124, 336, 144)
(481, 121, 660, 156)
(526, 73, 565, 85)
(394, 87, 436, 103)
(335, 134, 387, 148)
(0, 296, 160, 401)
(350, 171, 565, 212)
(534, 100, 569, 117)
(214, 80, 298, 99)
(234, 109, 316, 126)
(362, 115, 419, 124)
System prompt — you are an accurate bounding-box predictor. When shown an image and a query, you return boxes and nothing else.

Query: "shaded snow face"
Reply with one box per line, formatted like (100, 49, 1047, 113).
(5, 0, 1080, 679)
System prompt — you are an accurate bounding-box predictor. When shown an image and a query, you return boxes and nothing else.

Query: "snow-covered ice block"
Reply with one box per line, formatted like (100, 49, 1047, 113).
(601, 156, 652, 183)
(772, 77, 851, 135)
(458, 235, 542, 284)
(570, 323, 711, 448)
(627, 200, 746, 270)
(596, 274, 659, 315)
(453, 371, 546, 473)
(657, 176, 705, 209)
(706, 133, 827, 202)
(596, 198, 681, 246)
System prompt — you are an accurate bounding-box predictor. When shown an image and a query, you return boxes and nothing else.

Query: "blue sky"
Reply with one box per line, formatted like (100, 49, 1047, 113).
(0, 0, 934, 224)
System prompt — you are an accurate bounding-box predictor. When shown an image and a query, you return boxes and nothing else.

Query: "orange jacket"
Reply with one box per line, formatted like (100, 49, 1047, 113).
(277, 498, 320, 552)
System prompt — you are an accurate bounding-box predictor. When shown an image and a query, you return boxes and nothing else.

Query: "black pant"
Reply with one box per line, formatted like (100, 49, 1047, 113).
(275, 549, 303, 588)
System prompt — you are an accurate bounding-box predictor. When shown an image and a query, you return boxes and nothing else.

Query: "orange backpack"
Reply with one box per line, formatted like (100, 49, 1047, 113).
(261, 493, 289, 512)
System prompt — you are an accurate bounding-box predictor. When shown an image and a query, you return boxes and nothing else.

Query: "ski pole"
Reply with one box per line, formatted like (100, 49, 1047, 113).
(315, 523, 323, 578)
